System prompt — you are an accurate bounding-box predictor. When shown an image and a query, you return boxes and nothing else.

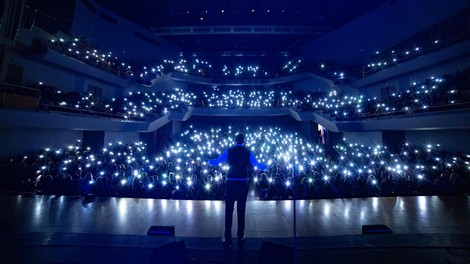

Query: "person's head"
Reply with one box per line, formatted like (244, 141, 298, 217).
(235, 133, 245, 144)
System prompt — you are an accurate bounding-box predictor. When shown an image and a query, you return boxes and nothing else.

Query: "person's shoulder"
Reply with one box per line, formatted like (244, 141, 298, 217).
(242, 146, 251, 153)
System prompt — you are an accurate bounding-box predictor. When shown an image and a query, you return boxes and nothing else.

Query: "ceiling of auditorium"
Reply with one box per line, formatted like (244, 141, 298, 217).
(94, 0, 388, 68)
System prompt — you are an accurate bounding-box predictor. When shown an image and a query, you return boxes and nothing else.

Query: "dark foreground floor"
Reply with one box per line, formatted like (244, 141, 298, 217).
(1, 194, 469, 263)
(1, 232, 469, 264)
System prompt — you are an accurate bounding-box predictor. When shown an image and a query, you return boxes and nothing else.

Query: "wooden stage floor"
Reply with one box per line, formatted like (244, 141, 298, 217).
(1, 194, 469, 263)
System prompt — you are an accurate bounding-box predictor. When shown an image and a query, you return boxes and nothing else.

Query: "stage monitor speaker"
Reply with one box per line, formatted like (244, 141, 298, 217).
(147, 225, 175, 236)
(258, 241, 294, 264)
(362, 224, 393, 234)
(148, 240, 189, 264)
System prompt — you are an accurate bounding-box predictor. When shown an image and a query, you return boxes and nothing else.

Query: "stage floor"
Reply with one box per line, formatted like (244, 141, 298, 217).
(1, 194, 469, 263)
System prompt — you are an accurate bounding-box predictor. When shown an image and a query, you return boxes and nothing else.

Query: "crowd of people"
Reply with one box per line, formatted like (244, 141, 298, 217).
(0, 125, 468, 200)
(45, 38, 282, 84)
(362, 10, 469, 77)
(26, 27, 469, 121)
(46, 38, 131, 79)
(29, 68, 470, 122)
(317, 73, 470, 121)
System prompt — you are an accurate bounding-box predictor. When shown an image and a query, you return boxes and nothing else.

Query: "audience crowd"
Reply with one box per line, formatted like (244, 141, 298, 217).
(46, 38, 277, 84)
(1, 126, 468, 200)
(362, 10, 469, 77)
(29, 68, 470, 122)
(5, 9, 468, 202)
(47, 38, 132, 79)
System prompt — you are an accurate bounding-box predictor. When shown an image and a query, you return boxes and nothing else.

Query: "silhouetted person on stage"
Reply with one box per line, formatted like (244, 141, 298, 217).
(208, 133, 268, 246)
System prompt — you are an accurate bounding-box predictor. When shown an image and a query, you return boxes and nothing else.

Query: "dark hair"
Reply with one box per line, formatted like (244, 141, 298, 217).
(235, 133, 245, 144)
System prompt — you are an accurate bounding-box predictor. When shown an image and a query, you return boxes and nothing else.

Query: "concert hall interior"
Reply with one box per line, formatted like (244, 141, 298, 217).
(0, 0, 470, 263)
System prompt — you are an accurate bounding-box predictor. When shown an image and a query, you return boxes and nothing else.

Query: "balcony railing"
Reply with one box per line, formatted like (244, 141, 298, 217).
(0, 83, 40, 110)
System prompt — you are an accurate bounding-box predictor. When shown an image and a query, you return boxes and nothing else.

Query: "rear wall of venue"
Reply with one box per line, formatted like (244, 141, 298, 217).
(70, 0, 179, 63)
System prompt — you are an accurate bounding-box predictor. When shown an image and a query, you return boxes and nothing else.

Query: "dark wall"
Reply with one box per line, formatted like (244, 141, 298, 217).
(82, 130, 104, 149)
(140, 131, 156, 155)
(325, 131, 343, 159)
(155, 122, 173, 151)
(382, 130, 406, 153)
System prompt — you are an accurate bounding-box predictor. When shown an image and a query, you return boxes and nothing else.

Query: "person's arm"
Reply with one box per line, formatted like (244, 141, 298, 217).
(208, 149, 228, 167)
(250, 152, 268, 171)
